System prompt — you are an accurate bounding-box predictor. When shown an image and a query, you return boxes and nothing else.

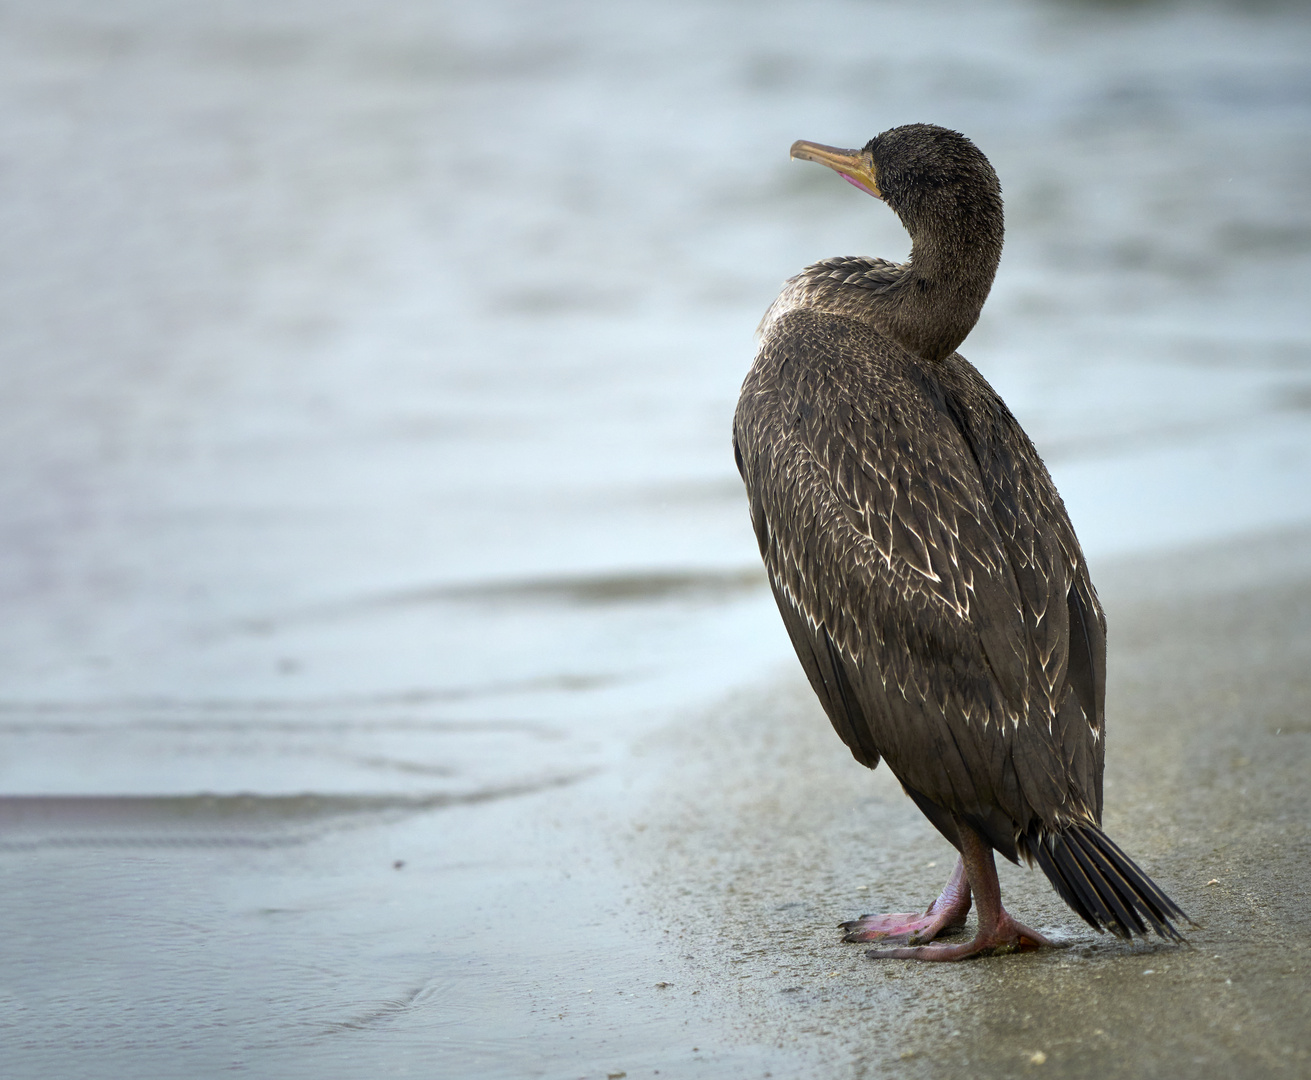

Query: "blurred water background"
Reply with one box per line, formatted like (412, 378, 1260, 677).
(0, 1, 1308, 1077)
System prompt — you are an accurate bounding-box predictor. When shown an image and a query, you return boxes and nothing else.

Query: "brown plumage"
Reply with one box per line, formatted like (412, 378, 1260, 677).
(733, 124, 1187, 959)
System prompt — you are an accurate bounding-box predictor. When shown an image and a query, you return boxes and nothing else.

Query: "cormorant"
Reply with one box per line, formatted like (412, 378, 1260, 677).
(733, 124, 1188, 960)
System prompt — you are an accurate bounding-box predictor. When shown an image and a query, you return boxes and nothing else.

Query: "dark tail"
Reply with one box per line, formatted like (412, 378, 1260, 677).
(1021, 824, 1190, 942)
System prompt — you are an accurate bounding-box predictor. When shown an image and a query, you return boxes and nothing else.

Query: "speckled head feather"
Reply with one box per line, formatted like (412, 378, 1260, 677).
(867, 124, 1004, 271)
(864, 125, 999, 208)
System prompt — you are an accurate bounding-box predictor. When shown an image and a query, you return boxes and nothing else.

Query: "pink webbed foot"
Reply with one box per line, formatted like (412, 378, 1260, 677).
(865, 912, 1056, 961)
(840, 856, 971, 944)
(840, 909, 966, 944)
(864, 828, 1062, 962)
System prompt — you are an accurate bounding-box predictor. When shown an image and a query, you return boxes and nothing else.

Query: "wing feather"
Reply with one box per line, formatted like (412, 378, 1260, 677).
(734, 308, 1105, 848)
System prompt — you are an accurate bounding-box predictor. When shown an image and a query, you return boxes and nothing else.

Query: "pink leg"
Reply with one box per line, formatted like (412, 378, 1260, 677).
(841, 856, 971, 943)
(866, 824, 1056, 961)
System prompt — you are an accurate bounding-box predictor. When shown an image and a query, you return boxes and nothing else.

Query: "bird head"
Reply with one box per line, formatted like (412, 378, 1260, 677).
(791, 124, 1000, 236)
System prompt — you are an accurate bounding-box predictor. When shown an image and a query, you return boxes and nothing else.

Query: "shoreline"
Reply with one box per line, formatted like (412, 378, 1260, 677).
(2, 526, 1308, 1079)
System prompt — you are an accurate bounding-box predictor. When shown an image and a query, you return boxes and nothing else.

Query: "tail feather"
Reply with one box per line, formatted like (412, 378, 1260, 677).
(1064, 831, 1148, 936)
(1033, 835, 1095, 925)
(1021, 823, 1189, 942)
(1081, 828, 1185, 934)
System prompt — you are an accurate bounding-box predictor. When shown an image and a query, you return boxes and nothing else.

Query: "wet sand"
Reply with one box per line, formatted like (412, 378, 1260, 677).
(4, 528, 1309, 1079)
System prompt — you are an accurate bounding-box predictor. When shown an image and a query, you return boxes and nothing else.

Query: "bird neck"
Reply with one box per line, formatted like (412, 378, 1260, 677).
(885, 201, 1003, 362)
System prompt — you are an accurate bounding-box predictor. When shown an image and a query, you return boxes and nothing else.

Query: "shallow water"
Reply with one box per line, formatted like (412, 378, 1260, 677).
(0, 1, 1308, 1077)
